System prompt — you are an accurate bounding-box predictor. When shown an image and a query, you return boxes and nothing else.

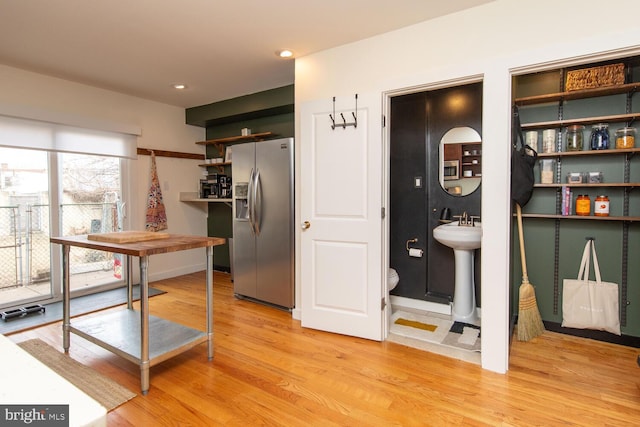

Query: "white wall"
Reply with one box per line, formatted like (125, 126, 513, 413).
(294, 0, 640, 372)
(0, 64, 208, 281)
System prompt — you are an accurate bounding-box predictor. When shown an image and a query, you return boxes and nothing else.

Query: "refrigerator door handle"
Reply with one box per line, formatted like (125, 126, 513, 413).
(253, 168, 261, 236)
(248, 168, 256, 235)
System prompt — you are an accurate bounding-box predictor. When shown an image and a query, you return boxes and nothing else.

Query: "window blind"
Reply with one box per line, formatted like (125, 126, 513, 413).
(0, 114, 137, 159)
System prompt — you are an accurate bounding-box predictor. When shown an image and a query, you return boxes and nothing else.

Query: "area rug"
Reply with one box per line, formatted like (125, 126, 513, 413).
(17, 339, 136, 411)
(443, 321, 481, 352)
(391, 310, 453, 344)
(391, 310, 481, 352)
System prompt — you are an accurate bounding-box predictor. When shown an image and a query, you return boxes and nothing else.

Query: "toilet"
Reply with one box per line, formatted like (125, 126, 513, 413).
(388, 268, 399, 291)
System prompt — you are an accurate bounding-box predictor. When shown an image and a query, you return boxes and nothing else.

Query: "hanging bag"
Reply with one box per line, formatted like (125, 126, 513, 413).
(511, 105, 537, 207)
(562, 239, 620, 335)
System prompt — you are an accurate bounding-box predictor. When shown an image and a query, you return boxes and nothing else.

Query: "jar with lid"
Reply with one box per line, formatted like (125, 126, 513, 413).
(594, 195, 610, 217)
(590, 123, 610, 150)
(565, 125, 584, 151)
(615, 127, 636, 149)
(575, 194, 591, 216)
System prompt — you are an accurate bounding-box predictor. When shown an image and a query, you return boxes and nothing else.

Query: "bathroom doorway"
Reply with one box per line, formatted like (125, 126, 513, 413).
(383, 78, 483, 362)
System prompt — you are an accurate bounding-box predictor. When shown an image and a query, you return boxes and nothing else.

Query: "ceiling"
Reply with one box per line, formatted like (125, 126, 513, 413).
(0, 0, 492, 108)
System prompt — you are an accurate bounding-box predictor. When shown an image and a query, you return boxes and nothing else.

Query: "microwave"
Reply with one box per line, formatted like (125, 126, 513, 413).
(443, 160, 459, 180)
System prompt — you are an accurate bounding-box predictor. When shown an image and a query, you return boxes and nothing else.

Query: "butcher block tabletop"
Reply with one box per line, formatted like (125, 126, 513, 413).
(50, 233, 225, 257)
(87, 230, 171, 243)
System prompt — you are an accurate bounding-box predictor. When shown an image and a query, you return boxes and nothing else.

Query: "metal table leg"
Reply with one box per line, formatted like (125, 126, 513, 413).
(206, 246, 214, 359)
(62, 245, 71, 352)
(127, 255, 133, 309)
(139, 255, 150, 394)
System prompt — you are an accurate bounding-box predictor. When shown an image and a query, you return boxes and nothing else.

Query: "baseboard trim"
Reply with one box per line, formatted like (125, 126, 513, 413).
(390, 296, 451, 316)
(543, 321, 640, 348)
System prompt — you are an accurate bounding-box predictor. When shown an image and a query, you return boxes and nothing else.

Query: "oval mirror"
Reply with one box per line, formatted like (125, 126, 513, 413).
(439, 127, 482, 196)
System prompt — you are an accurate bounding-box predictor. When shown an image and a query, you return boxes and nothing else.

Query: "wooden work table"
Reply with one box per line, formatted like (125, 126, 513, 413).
(50, 233, 225, 394)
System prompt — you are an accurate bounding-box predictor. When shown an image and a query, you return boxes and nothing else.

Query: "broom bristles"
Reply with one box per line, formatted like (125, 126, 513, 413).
(517, 281, 545, 341)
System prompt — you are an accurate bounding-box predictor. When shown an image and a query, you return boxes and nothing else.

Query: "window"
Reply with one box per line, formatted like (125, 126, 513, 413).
(0, 115, 137, 310)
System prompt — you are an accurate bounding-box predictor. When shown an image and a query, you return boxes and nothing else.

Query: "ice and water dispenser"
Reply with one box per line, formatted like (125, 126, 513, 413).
(234, 182, 249, 220)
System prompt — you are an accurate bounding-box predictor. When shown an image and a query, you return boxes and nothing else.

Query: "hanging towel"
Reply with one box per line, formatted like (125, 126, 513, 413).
(145, 151, 168, 231)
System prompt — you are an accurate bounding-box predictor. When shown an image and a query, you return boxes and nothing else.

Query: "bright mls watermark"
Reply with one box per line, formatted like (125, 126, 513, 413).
(0, 405, 69, 426)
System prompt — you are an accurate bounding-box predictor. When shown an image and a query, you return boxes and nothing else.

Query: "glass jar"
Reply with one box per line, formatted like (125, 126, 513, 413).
(594, 195, 610, 217)
(565, 125, 584, 151)
(590, 123, 610, 150)
(542, 129, 556, 153)
(540, 159, 555, 184)
(525, 131, 538, 149)
(615, 127, 636, 149)
(576, 194, 591, 216)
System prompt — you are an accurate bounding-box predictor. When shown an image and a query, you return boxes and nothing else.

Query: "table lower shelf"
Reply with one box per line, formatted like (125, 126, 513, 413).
(69, 309, 208, 367)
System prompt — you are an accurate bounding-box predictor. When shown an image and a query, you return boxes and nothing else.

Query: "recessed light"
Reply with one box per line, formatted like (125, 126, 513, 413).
(172, 84, 187, 90)
(276, 49, 294, 59)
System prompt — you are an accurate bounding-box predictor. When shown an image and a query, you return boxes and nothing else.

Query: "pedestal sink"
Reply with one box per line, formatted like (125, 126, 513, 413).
(433, 221, 482, 323)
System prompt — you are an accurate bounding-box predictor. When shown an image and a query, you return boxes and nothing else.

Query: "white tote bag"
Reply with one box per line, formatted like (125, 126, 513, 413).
(562, 240, 621, 335)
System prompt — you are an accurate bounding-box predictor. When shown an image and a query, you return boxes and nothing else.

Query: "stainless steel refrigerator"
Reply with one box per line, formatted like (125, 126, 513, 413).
(232, 137, 294, 308)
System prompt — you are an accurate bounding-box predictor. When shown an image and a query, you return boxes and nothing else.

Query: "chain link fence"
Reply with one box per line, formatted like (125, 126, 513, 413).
(61, 203, 117, 277)
(0, 206, 20, 289)
(0, 202, 116, 293)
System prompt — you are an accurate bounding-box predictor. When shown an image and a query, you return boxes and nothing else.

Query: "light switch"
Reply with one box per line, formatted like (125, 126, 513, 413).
(414, 176, 422, 188)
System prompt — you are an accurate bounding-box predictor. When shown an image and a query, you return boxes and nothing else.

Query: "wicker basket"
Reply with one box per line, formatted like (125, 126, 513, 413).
(565, 63, 625, 91)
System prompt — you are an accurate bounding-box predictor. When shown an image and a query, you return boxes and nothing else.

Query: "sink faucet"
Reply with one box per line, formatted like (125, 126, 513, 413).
(453, 211, 468, 225)
(453, 211, 480, 226)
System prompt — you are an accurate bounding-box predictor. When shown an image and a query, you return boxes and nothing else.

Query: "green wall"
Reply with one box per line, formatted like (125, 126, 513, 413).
(185, 85, 294, 271)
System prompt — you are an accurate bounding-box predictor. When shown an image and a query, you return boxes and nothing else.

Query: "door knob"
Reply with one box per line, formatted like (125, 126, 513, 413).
(301, 221, 311, 230)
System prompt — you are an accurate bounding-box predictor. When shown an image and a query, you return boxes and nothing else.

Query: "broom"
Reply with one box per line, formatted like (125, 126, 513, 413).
(516, 203, 545, 341)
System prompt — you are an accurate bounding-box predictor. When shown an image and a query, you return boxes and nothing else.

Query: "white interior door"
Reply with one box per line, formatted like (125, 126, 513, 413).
(300, 94, 383, 341)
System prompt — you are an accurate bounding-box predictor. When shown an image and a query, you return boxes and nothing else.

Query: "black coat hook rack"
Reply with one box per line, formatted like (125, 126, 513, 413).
(330, 94, 358, 130)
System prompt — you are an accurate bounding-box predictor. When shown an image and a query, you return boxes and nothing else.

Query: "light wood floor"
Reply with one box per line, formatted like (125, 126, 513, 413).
(7, 271, 640, 426)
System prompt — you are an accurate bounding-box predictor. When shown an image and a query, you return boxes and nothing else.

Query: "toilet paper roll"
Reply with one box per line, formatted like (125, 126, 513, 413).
(408, 248, 423, 257)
